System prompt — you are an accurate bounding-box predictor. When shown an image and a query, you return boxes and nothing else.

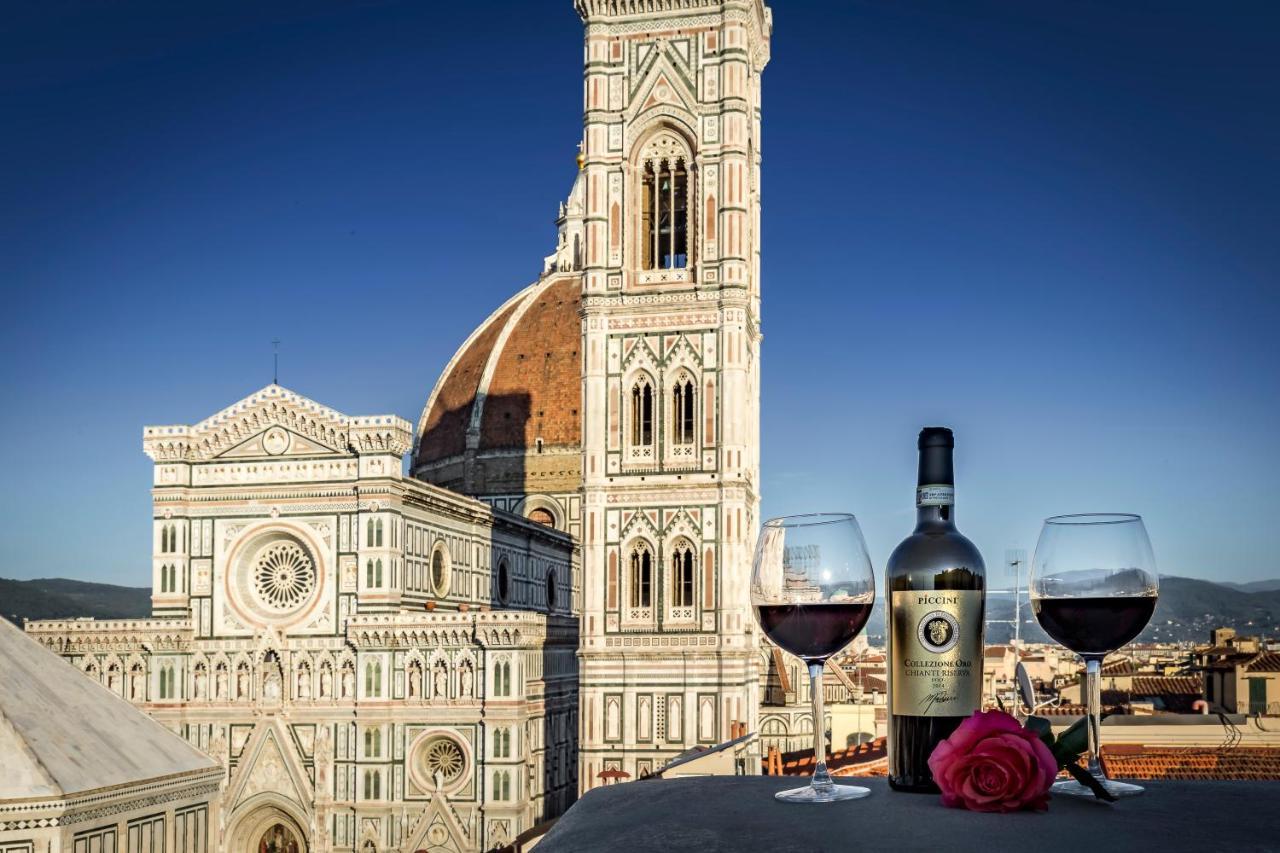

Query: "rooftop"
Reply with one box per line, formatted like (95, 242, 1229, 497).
(0, 616, 218, 800)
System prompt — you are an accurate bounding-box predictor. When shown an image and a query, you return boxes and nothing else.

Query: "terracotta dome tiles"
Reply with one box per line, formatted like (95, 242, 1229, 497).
(415, 276, 582, 470)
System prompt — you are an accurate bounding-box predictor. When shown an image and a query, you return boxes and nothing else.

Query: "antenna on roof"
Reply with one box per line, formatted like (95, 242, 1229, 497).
(272, 339, 281, 385)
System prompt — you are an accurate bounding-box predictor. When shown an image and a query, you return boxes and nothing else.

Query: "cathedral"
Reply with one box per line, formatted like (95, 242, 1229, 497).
(22, 1, 771, 850)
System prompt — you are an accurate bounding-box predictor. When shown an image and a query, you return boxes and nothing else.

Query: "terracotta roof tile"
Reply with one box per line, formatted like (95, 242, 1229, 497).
(1101, 745, 1280, 781)
(1244, 652, 1280, 673)
(771, 737, 888, 777)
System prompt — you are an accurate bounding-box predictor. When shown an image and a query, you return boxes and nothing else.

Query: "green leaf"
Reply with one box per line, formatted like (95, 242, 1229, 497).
(1025, 715, 1055, 750)
(1063, 762, 1117, 803)
(1051, 712, 1110, 766)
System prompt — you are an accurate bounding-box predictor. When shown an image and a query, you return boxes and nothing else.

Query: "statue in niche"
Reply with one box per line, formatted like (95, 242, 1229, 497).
(215, 665, 228, 700)
(433, 659, 448, 699)
(264, 667, 281, 702)
(106, 665, 119, 694)
(297, 668, 311, 699)
(340, 665, 355, 699)
(194, 666, 207, 700)
(320, 665, 332, 698)
(458, 658, 474, 698)
(408, 663, 423, 699)
(236, 665, 250, 700)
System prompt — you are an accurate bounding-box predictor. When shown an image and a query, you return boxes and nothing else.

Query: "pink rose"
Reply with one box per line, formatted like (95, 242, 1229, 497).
(927, 710, 1058, 813)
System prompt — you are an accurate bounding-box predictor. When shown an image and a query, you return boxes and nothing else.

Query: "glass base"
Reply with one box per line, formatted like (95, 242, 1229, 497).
(775, 783, 871, 803)
(1052, 776, 1145, 799)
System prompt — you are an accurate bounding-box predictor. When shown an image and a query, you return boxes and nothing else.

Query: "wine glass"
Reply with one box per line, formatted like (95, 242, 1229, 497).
(1030, 513, 1158, 798)
(751, 513, 876, 803)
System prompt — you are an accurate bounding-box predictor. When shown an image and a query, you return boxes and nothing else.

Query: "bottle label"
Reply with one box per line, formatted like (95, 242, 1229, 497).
(890, 590, 984, 716)
(916, 485, 955, 507)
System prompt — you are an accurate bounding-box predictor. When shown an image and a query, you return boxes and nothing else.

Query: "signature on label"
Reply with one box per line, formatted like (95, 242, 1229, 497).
(919, 690, 957, 714)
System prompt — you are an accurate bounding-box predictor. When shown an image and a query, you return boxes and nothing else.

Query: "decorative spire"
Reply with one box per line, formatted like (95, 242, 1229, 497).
(576, 141, 585, 172)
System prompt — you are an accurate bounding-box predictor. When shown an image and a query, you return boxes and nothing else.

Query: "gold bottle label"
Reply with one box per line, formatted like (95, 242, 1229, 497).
(890, 590, 984, 716)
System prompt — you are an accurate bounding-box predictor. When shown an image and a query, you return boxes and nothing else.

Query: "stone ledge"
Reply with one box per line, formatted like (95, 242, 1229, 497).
(538, 776, 1280, 853)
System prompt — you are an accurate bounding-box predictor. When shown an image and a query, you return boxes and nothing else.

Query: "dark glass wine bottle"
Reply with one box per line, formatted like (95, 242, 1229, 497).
(886, 427, 986, 792)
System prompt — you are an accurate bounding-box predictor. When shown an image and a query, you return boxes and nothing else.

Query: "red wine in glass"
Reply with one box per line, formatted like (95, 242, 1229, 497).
(750, 513, 876, 803)
(756, 602, 874, 662)
(1032, 595, 1157, 657)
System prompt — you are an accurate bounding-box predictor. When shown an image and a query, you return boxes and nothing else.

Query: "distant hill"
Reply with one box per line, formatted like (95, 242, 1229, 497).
(4, 574, 1279, 646)
(0, 577, 151, 625)
(1221, 579, 1280, 593)
(861, 575, 1280, 646)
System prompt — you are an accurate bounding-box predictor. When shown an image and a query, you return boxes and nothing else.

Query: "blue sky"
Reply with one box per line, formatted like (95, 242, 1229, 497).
(2, 1, 1277, 588)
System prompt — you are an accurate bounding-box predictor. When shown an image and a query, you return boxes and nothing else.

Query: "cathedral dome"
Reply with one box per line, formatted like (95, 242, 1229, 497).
(413, 273, 583, 500)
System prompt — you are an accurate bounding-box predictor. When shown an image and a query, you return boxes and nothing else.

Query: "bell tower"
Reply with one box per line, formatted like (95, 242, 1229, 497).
(575, 0, 771, 786)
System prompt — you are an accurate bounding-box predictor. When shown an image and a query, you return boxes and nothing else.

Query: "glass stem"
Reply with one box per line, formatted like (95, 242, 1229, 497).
(808, 662, 832, 792)
(1084, 656, 1104, 777)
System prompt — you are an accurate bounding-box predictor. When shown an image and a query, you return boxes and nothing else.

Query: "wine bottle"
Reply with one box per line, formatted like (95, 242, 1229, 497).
(886, 427, 986, 792)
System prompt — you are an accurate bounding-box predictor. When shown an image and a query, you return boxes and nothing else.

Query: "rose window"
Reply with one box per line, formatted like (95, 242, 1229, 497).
(416, 736, 467, 786)
(253, 541, 316, 611)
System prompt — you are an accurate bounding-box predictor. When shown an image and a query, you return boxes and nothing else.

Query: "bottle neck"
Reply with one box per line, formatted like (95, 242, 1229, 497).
(915, 444, 956, 531)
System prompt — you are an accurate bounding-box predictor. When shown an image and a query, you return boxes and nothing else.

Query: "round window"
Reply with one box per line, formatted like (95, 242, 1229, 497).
(497, 559, 510, 604)
(253, 540, 316, 611)
(410, 733, 468, 792)
(431, 545, 450, 597)
(528, 507, 555, 527)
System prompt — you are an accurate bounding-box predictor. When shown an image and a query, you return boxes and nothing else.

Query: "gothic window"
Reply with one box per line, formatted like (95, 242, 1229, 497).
(366, 559, 375, 589)
(363, 770, 380, 800)
(629, 543, 653, 609)
(494, 660, 512, 697)
(366, 518, 373, 548)
(630, 378, 654, 448)
(671, 542, 695, 609)
(640, 142, 689, 270)
(672, 377, 696, 444)
(375, 558, 383, 587)
(365, 660, 382, 698)
(376, 519, 384, 547)
(364, 727, 381, 757)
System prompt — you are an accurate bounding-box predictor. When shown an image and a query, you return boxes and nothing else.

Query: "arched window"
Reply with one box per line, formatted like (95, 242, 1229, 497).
(376, 519, 384, 547)
(375, 558, 383, 587)
(365, 727, 381, 757)
(366, 518, 374, 547)
(546, 570, 557, 612)
(502, 770, 512, 801)
(366, 559, 375, 588)
(671, 542, 695, 608)
(365, 661, 382, 697)
(630, 379, 654, 447)
(528, 507, 555, 527)
(494, 660, 512, 697)
(640, 143, 689, 270)
(629, 543, 652, 609)
(364, 770, 380, 800)
(672, 377, 695, 444)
